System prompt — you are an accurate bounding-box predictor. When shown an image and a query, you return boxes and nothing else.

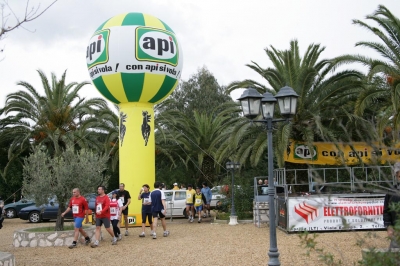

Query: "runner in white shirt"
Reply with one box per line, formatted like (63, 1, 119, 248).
(110, 192, 124, 241)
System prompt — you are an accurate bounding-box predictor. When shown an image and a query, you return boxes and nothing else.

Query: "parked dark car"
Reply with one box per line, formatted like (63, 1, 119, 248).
(18, 198, 73, 223)
(4, 198, 35, 218)
(19, 194, 97, 223)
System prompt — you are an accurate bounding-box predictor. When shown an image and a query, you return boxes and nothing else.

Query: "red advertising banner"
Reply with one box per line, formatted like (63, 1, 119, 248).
(287, 195, 384, 232)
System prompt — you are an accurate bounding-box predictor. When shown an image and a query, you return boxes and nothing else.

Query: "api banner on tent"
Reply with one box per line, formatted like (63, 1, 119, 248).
(285, 141, 400, 165)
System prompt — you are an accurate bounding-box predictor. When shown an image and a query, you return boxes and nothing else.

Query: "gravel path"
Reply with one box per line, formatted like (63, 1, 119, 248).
(0, 216, 389, 266)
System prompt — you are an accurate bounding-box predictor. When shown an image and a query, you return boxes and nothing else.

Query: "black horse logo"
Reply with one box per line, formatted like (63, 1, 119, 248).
(120, 112, 127, 146)
(286, 141, 292, 159)
(141, 111, 151, 146)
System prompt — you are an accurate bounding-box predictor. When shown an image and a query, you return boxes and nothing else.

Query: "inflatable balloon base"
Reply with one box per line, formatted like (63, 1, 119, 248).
(120, 213, 151, 227)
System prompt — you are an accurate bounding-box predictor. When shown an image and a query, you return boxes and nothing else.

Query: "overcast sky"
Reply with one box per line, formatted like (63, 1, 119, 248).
(0, 0, 399, 109)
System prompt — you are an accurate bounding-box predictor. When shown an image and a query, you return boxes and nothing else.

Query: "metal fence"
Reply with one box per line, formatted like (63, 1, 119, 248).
(273, 166, 394, 196)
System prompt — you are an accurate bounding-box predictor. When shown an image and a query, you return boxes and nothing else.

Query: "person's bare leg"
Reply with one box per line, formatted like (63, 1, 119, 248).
(105, 227, 115, 237)
(141, 223, 145, 233)
(79, 227, 88, 238)
(186, 205, 190, 218)
(152, 217, 158, 238)
(95, 227, 101, 240)
(73, 228, 80, 242)
(161, 217, 167, 231)
(125, 214, 128, 230)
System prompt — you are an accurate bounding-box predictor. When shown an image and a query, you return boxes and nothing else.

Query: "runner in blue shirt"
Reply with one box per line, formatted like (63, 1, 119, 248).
(201, 182, 212, 217)
(149, 181, 169, 239)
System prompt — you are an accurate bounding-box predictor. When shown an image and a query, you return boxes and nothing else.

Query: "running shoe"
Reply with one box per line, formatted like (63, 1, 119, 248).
(150, 231, 155, 236)
(153, 233, 157, 239)
(84, 239, 91, 245)
(118, 234, 122, 241)
(163, 231, 170, 237)
(139, 232, 145, 237)
(90, 242, 98, 248)
(190, 218, 194, 223)
(68, 243, 77, 249)
(125, 230, 129, 236)
(198, 218, 202, 223)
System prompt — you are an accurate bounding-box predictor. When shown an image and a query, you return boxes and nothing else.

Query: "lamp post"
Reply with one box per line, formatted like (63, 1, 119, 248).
(238, 86, 298, 266)
(226, 161, 240, 225)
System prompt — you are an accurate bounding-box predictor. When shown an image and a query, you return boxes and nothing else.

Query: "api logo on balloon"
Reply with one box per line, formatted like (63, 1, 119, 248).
(86, 29, 110, 69)
(136, 27, 179, 66)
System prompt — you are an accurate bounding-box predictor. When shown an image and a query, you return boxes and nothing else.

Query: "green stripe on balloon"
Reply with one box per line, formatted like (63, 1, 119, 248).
(121, 73, 145, 102)
(160, 20, 174, 33)
(148, 76, 177, 103)
(96, 19, 110, 31)
(121, 13, 145, 26)
(93, 77, 120, 104)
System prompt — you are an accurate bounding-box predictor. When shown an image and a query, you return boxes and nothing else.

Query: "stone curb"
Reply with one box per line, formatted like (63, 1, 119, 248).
(13, 225, 97, 248)
(0, 251, 15, 266)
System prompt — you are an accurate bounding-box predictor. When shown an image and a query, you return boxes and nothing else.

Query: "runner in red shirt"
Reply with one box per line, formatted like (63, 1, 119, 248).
(91, 185, 117, 247)
(61, 188, 91, 249)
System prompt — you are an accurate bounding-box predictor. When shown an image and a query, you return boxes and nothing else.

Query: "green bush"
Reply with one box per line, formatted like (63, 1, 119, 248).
(217, 176, 254, 220)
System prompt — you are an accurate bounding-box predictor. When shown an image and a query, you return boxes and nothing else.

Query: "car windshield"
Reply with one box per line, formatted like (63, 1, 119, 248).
(211, 186, 222, 193)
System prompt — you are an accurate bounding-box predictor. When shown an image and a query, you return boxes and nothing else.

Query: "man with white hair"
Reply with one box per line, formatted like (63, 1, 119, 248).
(383, 162, 400, 249)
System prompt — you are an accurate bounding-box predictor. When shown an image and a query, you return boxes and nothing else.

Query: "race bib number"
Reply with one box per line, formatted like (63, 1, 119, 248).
(187, 194, 192, 199)
(120, 197, 124, 204)
(143, 198, 150, 203)
(195, 199, 201, 204)
(96, 204, 102, 212)
(110, 207, 117, 215)
(72, 205, 79, 214)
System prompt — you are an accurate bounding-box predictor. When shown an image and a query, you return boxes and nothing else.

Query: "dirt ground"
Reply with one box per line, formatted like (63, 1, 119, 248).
(0, 216, 390, 266)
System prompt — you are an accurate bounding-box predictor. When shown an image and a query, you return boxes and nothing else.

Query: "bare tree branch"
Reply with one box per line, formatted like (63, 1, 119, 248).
(0, 0, 57, 40)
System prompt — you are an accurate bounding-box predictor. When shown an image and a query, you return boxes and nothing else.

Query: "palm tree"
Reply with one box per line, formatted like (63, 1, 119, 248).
(226, 40, 364, 167)
(333, 5, 400, 143)
(156, 102, 240, 184)
(1, 70, 107, 160)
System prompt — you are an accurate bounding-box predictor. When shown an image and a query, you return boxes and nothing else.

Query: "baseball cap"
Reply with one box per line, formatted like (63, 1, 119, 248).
(173, 183, 178, 186)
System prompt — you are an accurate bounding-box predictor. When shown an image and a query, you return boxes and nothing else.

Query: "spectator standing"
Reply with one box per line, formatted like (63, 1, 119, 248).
(138, 184, 154, 237)
(62, 188, 91, 248)
(150, 181, 169, 239)
(180, 184, 186, 190)
(91, 186, 117, 248)
(172, 183, 179, 190)
(117, 183, 131, 236)
(201, 182, 212, 217)
(383, 162, 400, 249)
(110, 191, 123, 241)
(186, 184, 196, 222)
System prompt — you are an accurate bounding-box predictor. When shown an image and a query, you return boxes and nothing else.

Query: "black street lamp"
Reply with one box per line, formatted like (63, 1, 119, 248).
(226, 161, 240, 225)
(238, 86, 298, 266)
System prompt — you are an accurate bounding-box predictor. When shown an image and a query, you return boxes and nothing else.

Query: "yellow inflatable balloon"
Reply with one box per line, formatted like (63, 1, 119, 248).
(86, 12, 183, 226)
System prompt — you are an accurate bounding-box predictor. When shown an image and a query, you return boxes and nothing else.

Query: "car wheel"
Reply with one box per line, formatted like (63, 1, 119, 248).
(29, 211, 41, 223)
(5, 208, 16, 218)
(183, 209, 188, 219)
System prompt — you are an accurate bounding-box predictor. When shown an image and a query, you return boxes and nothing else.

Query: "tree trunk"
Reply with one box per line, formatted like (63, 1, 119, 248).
(55, 204, 65, 231)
